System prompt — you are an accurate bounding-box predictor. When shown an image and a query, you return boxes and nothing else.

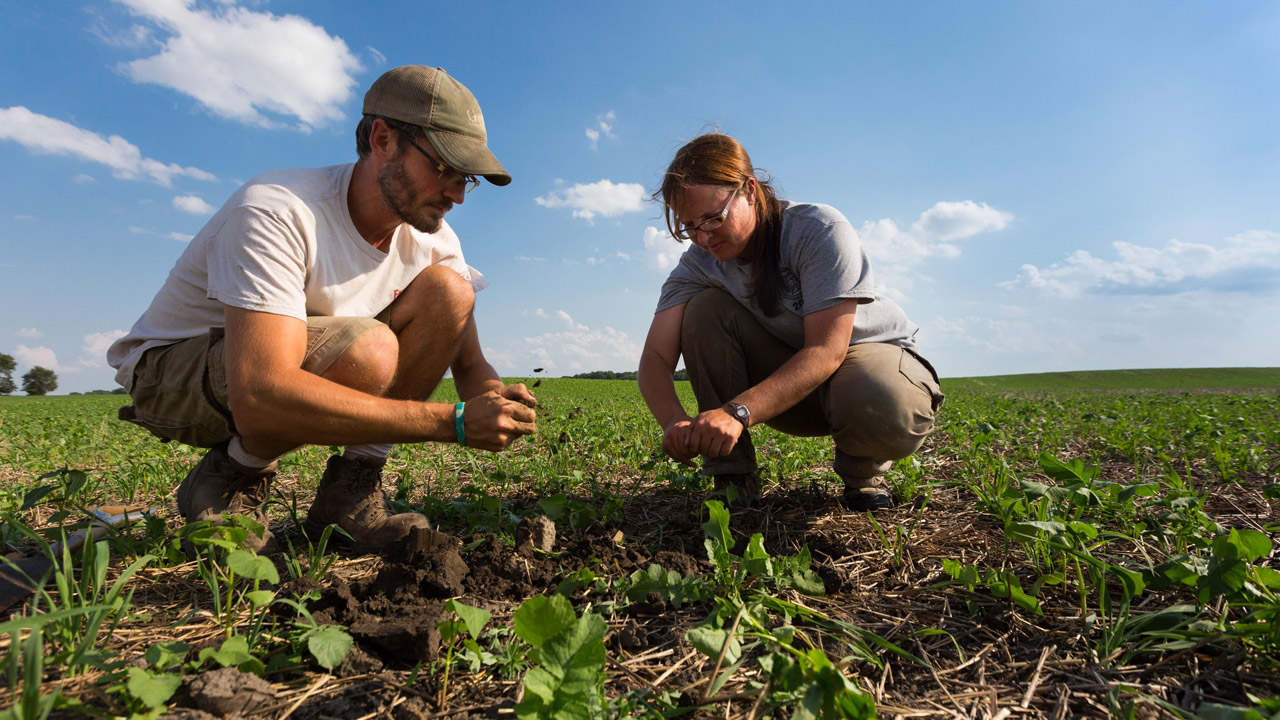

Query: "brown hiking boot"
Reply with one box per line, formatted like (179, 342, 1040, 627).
(840, 474, 893, 511)
(712, 473, 762, 508)
(304, 454, 431, 550)
(175, 443, 277, 552)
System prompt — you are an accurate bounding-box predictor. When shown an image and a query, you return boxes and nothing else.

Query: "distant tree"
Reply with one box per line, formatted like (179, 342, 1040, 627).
(673, 369, 689, 381)
(22, 366, 58, 396)
(570, 370, 639, 380)
(0, 352, 15, 395)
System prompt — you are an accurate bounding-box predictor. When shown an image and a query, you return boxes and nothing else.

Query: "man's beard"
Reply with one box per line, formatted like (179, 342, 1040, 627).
(378, 155, 450, 234)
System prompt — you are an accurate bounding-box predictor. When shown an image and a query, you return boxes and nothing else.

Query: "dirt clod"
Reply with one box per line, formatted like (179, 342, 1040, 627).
(516, 515, 556, 553)
(185, 667, 277, 716)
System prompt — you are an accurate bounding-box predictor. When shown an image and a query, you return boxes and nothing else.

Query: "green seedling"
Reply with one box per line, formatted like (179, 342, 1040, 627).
(435, 599, 492, 708)
(512, 593, 606, 720)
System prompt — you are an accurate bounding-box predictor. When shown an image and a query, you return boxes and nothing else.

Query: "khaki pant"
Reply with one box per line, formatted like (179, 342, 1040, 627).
(119, 316, 384, 448)
(680, 289, 944, 479)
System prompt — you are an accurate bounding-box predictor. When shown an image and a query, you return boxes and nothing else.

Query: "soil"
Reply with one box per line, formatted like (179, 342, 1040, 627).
(14, 463, 1278, 719)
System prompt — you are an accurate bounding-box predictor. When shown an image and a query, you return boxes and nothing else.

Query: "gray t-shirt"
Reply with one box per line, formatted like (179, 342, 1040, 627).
(655, 201, 918, 350)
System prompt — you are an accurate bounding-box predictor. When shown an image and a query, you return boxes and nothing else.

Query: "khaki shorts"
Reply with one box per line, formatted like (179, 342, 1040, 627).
(119, 316, 385, 448)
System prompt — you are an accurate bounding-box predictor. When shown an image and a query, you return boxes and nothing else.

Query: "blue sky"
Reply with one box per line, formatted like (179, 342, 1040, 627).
(2, 1, 1278, 394)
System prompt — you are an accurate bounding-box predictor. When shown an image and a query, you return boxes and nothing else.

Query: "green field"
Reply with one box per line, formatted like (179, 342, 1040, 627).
(0, 371, 1277, 718)
(944, 366, 1280, 391)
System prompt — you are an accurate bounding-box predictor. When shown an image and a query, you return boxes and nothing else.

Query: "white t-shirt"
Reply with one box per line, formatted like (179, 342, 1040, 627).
(108, 163, 486, 390)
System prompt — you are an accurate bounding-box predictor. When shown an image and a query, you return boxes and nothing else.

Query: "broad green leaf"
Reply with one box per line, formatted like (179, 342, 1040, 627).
(1253, 566, 1280, 590)
(145, 641, 190, 671)
(1066, 521, 1100, 540)
(200, 636, 255, 668)
(125, 667, 182, 708)
(538, 494, 569, 524)
(1199, 558, 1248, 602)
(701, 501, 731, 550)
(1232, 529, 1273, 561)
(245, 590, 275, 608)
(227, 549, 279, 584)
(1007, 520, 1065, 542)
(686, 625, 741, 664)
(513, 594, 576, 648)
(307, 625, 353, 670)
(537, 613, 606, 693)
(445, 599, 491, 639)
(19, 484, 56, 512)
(791, 570, 826, 597)
(743, 534, 772, 576)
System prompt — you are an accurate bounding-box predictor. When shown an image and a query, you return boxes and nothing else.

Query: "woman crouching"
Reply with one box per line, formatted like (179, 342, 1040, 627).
(637, 133, 944, 510)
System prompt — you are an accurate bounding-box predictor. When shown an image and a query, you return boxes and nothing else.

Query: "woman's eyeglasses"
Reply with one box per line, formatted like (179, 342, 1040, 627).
(676, 185, 740, 240)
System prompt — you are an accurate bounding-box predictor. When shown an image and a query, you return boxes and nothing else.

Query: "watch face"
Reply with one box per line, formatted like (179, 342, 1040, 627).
(732, 404, 749, 421)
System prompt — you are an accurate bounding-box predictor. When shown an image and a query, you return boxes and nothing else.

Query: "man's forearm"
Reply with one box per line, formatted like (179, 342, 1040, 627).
(231, 367, 456, 446)
(453, 360, 504, 401)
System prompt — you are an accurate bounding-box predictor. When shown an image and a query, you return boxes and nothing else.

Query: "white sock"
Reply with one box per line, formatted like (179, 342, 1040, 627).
(344, 444, 394, 460)
(228, 436, 279, 470)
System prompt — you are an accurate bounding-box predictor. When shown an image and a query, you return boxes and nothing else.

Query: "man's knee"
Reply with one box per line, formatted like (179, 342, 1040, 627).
(320, 323, 399, 395)
(396, 266, 475, 325)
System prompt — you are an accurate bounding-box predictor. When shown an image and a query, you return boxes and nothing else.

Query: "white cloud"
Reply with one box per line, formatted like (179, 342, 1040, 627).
(912, 201, 1013, 243)
(13, 215, 33, 221)
(16, 328, 42, 339)
(73, 174, 96, 184)
(515, 255, 546, 263)
(129, 225, 195, 242)
(859, 200, 1014, 275)
(112, 0, 362, 130)
(14, 345, 60, 372)
(586, 110, 616, 151)
(0, 106, 217, 187)
(535, 179, 646, 222)
(76, 330, 127, 369)
(173, 194, 215, 215)
(999, 230, 1280, 298)
(615, 251, 631, 261)
(643, 226, 686, 271)
(489, 319, 642, 376)
(366, 46, 386, 66)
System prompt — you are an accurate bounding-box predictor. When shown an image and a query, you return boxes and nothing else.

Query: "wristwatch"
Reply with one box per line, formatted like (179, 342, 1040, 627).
(725, 402, 751, 428)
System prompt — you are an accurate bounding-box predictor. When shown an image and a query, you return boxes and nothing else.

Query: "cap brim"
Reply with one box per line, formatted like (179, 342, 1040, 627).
(427, 130, 512, 187)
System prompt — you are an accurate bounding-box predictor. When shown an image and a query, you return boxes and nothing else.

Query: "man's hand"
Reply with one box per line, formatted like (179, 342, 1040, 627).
(499, 382, 537, 408)
(462, 390, 537, 451)
(662, 417, 697, 467)
(687, 408, 743, 459)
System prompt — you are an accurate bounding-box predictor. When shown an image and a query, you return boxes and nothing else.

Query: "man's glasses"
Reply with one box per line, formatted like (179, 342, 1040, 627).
(675, 184, 741, 240)
(397, 130, 480, 194)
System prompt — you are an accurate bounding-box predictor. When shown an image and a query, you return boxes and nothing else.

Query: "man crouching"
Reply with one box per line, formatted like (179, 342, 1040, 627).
(107, 66, 536, 552)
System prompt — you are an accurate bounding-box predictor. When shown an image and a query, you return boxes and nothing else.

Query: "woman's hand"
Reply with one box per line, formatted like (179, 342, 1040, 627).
(688, 407, 743, 458)
(662, 417, 697, 466)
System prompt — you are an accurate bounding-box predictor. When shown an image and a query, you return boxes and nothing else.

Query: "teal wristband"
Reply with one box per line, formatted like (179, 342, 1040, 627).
(455, 402, 467, 446)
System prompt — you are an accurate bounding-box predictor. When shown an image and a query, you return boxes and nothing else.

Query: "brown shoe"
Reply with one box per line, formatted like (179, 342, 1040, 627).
(175, 443, 277, 552)
(840, 475, 893, 511)
(712, 473, 762, 508)
(304, 454, 430, 550)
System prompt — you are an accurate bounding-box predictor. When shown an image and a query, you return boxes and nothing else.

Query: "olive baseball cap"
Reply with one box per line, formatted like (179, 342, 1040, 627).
(363, 66, 511, 186)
